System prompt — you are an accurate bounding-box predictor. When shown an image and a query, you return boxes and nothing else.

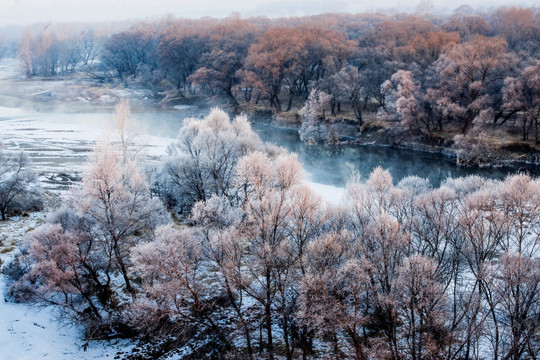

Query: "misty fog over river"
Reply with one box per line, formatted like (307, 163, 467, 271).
(0, 57, 537, 191)
(1, 102, 539, 193)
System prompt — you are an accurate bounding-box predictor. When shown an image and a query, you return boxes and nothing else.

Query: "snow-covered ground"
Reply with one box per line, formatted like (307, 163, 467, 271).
(0, 274, 135, 360)
(303, 179, 345, 205)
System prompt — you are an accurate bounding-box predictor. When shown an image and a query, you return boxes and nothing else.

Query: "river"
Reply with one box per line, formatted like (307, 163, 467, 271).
(135, 109, 540, 187)
(0, 103, 539, 193)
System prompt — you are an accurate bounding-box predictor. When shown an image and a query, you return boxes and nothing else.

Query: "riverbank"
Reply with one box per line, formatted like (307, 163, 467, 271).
(246, 105, 540, 169)
(1, 55, 538, 172)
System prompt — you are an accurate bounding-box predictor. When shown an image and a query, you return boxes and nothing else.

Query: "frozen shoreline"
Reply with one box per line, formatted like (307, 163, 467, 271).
(0, 105, 347, 201)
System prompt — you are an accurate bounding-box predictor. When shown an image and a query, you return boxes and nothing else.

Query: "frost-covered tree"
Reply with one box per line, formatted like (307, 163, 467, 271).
(131, 224, 232, 349)
(0, 143, 40, 220)
(497, 174, 540, 257)
(75, 140, 164, 294)
(16, 210, 108, 322)
(487, 252, 540, 359)
(17, 101, 165, 321)
(427, 35, 511, 134)
(298, 89, 332, 144)
(164, 108, 263, 208)
(503, 61, 540, 143)
(394, 255, 450, 359)
(298, 89, 333, 144)
(190, 195, 255, 356)
(381, 70, 434, 133)
(299, 231, 372, 360)
(324, 65, 364, 122)
(233, 151, 303, 360)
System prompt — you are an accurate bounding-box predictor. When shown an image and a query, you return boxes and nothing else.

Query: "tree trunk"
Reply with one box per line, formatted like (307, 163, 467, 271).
(534, 119, 540, 144)
(352, 99, 363, 126)
(266, 270, 274, 360)
(286, 90, 294, 112)
(272, 94, 282, 113)
(224, 279, 253, 359)
(462, 112, 474, 134)
(113, 242, 134, 295)
(282, 315, 292, 360)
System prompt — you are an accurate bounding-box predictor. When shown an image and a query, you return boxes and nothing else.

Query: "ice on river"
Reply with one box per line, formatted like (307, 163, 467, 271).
(0, 106, 170, 189)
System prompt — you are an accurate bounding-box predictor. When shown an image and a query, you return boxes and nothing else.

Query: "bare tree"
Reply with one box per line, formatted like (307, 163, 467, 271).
(0, 144, 39, 220)
(233, 151, 303, 360)
(131, 224, 232, 349)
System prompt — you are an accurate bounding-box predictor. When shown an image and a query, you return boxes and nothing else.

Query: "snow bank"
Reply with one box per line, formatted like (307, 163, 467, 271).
(0, 276, 135, 360)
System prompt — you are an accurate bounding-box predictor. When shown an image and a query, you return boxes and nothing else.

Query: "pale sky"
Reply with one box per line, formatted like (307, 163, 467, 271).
(0, 0, 538, 25)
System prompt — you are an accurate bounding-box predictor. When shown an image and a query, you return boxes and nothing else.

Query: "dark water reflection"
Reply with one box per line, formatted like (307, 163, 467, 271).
(251, 123, 540, 188)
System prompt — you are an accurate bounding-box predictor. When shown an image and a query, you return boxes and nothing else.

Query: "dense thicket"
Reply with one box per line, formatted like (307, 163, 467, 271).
(11, 108, 540, 359)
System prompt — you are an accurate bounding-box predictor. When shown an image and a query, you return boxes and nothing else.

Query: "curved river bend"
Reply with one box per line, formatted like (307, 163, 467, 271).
(135, 110, 540, 188)
(0, 105, 538, 191)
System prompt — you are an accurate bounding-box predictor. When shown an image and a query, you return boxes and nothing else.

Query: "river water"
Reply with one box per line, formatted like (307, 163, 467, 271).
(98, 109, 540, 188)
(0, 104, 538, 191)
(137, 109, 540, 187)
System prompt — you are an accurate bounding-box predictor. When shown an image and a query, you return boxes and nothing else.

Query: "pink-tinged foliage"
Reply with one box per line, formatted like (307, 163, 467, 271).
(233, 150, 305, 359)
(381, 70, 433, 133)
(497, 174, 540, 256)
(77, 140, 164, 294)
(9, 98, 540, 359)
(428, 35, 512, 134)
(14, 102, 165, 328)
(394, 255, 449, 359)
(131, 225, 204, 313)
(487, 252, 540, 359)
(18, 219, 105, 321)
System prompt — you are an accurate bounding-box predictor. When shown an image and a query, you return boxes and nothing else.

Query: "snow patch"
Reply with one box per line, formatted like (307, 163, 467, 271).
(303, 180, 345, 205)
(0, 213, 135, 360)
(173, 105, 194, 111)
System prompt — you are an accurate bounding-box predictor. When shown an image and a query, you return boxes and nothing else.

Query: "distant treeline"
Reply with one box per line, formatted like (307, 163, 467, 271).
(12, 7, 540, 145)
